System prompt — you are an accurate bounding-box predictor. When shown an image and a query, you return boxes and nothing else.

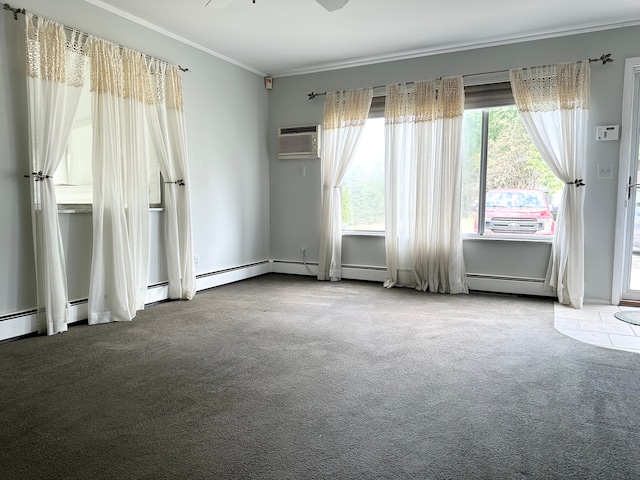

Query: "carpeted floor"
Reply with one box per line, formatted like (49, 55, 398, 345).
(2, 273, 640, 479)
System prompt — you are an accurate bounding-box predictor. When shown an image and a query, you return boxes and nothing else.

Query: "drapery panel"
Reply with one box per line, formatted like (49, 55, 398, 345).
(317, 88, 373, 281)
(384, 77, 468, 294)
(510, 62, 590, 308)
(25, 13, 87, 335)
(146, 60, 196, 300)
(88, 39, 150, 323)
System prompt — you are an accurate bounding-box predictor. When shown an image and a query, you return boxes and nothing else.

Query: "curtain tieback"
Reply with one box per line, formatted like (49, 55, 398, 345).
(167, 179, 185, 186)
(24, 171, 52, 182)
(567, 179, 585, 187)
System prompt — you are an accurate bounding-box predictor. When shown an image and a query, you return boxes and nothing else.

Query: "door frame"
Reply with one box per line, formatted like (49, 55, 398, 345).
(612, 57, 640, 304)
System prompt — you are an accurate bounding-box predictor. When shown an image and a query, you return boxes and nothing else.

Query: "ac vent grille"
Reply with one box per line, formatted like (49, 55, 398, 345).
(279, 125, 318, 135)
(278, 125, 321, 159)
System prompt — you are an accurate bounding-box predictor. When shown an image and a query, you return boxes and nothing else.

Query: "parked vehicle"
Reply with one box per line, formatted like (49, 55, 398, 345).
(477, 189, 555, 235)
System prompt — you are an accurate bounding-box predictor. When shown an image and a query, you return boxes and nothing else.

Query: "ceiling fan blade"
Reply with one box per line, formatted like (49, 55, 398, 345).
(205, 0, 234, 9)
(315, 0, 349, 12)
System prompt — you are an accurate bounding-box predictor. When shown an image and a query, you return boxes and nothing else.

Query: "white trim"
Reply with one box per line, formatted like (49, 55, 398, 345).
(271, 261, 557, 297)
(0, 262, 271, 342)
(82, 0, 640, 78)
(275, 20, 640, 77)
(0, 312, 38, 342)
(84, 0, 267, 76)
(195, 262, 271, 291)
(612, 57, 640, 305)
(271, 260, 318, 277)
(466, 274, 555, 297)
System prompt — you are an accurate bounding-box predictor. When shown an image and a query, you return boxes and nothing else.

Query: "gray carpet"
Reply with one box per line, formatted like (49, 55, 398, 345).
(1, 273, 640, 479)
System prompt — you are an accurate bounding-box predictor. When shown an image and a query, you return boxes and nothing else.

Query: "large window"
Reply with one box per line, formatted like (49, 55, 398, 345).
(53, 69, 162, 207)
(341, 84, 561, 240)
(461, 103, 562, 237)
(341, 115, 385, 232)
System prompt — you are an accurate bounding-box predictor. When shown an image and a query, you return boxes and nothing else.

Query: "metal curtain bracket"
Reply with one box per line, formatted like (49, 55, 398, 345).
(568, 179, 585, 187)
(3, 3, 26, 20)
(24, 171, 52, 182)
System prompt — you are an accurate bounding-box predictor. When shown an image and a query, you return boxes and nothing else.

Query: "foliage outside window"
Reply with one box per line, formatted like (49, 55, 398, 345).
(340, 87, 561, 239)
(461, 105, 562, 237)
(341, 116, 385, 231)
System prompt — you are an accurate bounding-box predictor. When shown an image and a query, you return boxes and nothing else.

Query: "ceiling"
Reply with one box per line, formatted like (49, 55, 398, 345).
(86, 0, 640, 77)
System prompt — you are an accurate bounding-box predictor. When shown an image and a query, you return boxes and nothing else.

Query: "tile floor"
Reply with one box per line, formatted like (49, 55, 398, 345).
(554, 303, 640, 353)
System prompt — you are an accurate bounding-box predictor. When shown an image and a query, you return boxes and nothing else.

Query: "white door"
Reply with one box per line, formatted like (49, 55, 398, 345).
(614, 58, 640, 303)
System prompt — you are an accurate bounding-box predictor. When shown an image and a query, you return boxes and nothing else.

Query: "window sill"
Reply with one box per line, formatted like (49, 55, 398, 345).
(342, 230, 385, 237)
(341, 231, 553, 244)
(58, 205, 165, 214)
(462, 234, 554, 244)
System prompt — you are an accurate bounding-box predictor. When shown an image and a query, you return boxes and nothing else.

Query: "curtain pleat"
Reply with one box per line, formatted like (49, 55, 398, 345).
(510, 62, 590, 308)
(88, 39, 149, 323)
(384, 77, 468, 293)
(147, 60, 196, 300)
(25, 13, 87, 335)
(317, 88, 373, 281)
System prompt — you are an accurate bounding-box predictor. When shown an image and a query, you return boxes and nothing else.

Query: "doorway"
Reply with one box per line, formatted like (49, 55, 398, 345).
(614, 57, 640, 304)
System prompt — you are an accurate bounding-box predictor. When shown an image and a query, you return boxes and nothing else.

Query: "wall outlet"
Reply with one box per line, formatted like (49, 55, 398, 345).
(194, 254, 200, 267)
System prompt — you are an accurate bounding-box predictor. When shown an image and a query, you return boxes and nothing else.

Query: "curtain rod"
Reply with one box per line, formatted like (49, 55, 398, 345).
(307, 53, 613, 99)
(3, 3, 190, 72)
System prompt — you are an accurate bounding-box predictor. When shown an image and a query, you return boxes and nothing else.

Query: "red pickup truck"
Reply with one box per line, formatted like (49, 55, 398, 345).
(478, 188, 555, 236)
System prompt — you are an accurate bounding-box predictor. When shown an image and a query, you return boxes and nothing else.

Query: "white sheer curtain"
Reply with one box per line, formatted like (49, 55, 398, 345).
(510, 62, 590, 308)
(317, 88, 373, 281)
(384, 77, 468, 294)
(25, 14, 87, 335)
(146, 60, 196, 299)
(87, 39, 150, 323)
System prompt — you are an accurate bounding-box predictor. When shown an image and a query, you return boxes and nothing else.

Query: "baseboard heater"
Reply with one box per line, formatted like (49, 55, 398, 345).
(196, 261, 271, 279)
(0, 261, 272, 342)
(466, 273, 553, 297)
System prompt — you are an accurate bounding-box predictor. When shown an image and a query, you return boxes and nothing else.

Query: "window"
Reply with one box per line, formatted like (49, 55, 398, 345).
(53, 70, 162, 207)
(341, 98, 385, 232)
(340, 83, 561, 239)
(461, 84, 562, 237)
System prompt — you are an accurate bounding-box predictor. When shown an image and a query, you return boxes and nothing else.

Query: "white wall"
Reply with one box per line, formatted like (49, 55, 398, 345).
(0, 1, 270, 328)
(268, 26, 639, 303)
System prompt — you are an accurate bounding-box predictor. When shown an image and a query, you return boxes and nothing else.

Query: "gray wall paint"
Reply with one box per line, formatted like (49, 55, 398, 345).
(0, 0, 270, 316)
(268, 27, 640, 302)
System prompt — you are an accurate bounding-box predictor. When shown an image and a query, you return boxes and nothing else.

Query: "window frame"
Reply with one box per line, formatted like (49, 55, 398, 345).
(54, 63, 165, 213)
(463, 82, 556, 242)
(340, 96, 386, 235)
(339, 79, 557, 242)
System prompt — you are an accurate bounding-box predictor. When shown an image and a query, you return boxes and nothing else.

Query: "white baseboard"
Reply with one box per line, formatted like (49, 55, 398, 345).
(0, 261, 271, 342)
(466, 274, 555, 297)
(196, 261, 271, 291)
(0, 311, 39, 342)
(271, 260, 391, 283)
(270, 261, 557, 297)
(0, 262, 563, 343)
(271, 260, 317, 276)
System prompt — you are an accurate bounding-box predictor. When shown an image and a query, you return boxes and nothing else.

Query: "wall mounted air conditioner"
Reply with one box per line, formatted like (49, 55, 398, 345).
(278, 125, 321, 159)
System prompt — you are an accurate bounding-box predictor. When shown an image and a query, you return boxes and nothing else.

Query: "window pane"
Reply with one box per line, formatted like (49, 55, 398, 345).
(54, 66, 162, 207)
(461, 105, 562, 237)
(484, 106, 561, 236)
(461, 109, 483, 234)
(342, 117, 385, 231)
(54, 69, 93, 205)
